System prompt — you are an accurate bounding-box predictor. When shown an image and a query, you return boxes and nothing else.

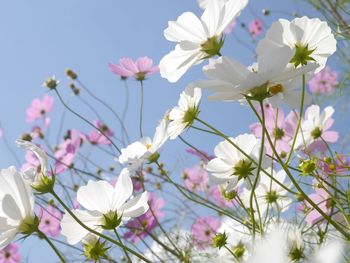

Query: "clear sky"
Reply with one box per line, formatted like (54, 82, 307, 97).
(0, 0, 348, 261)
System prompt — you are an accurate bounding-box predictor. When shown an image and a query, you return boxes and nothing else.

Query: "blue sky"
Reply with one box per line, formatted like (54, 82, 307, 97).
(0, 0, 348, 261)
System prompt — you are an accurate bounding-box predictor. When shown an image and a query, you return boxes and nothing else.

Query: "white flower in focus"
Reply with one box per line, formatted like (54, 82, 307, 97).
(61, 169, 149, 245)
(207, 134, 263, 192)
(168, 84, 202, 139)
(197, 46, 317, 108)
(118, 118, 169, 170)
(295, 105, 339, 149)
(159, 0, 248, 82)
(0, 166, 35, 249)
(257, 16, 336, 72)
(16, 139, 50, 187)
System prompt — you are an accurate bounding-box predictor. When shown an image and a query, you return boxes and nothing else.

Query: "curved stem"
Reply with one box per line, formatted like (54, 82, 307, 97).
(114, 229, 132, 263)
(139, 81, 144, 138)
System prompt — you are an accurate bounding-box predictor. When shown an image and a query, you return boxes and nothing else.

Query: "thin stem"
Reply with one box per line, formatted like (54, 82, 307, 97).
(53, 88, 121, 154)
(139, 81, 145, 137)
(286, 74, 306, 164)
(114, 229, 132, 263)
(38, 230, 66, 262)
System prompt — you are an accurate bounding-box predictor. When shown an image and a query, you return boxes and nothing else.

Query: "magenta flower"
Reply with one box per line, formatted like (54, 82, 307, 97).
(182, 166, 209, 192)
(209, 186, 237, 208)
(186, 148, 214, 164)
(191, 216, 220, 250)
(108, 56, 159, 81)
(86, 120, 114, 145)
(250, 104, 296, 157)
(248, 18, 263, 37)
(54, 130, 82, 174)
(124, 193, 165, 243)
(38, 205, 63, 237)
(26, 95, 54, 124)
(0, 243, 21, 263)
(308, 66, 338, 95)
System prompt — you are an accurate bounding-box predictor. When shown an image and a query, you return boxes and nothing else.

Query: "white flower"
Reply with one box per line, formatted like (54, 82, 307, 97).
(168, 84, 202, 139)
(207, 134, 263, 192)
(257, 16, 336, 72)
(218, 217, 252, 262)
(61, 169, 149, 245)
(16, 139, 49, 184)
(295, 105, 339, 149)
(197, 46, 317, 108)
(308, 240, 344, 263)
(0, 166, 35, 249)
(242, 168, 292, 214)
(159, 0, 248, 82)
(118, 118, 169, 170)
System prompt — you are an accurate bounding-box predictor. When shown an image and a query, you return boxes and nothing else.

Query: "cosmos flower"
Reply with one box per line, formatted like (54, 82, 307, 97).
(248, 18, 263, 37)
(168, 84, 201, 139)
(38, 205, 62, 238)
(308, 66, 338, 95)
(25, 95, 54, 126)
(108, 57, 159, 81)
(0, 243, 21, 263)
(191, 216, 220, 250)
(160, 0, 248, 82)
(256, 16, 336, 72)
(0, 167, 35, 249)
(61, 169, 149, 245)
(182, 165, 209, 192)
(86, 120, 114, 146)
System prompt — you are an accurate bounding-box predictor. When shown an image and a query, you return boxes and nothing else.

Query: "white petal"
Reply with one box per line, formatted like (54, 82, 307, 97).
(110, 169, 133, 211)
(119, 191, 149, 218)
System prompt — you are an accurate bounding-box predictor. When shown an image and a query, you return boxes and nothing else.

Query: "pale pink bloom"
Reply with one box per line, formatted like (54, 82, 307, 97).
(86, 120, 114, 145)
(124, 193, 165, 243)
(38, 206, 63, 237)
(20, 143, 46, 174)
(0, 243, 21, 263)
(250, 104, 296, 157)
(191, 216, 220, 250)
(26, 95, 54, 123)
(319, 154, 350, 175)
(209, 186, 236, 208)
(183, 166, 209, 192)
(308, 66, 338, 95)
(248, 18, 263, 37)
(297, 185, 331, 225)
(108, 56, 159, 80)
(186, 148, 214, 164)
(55, 130, 83, 174)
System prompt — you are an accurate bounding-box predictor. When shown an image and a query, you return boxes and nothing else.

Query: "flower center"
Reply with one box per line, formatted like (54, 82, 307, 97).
(268, 84, 284, 95)
(311, 127, 322, 139)
(4, 252, 11, 259)
(273, 127, 285, 140)
(265, 190, 278, 203)
(290, 43, 316, 67)
(201, 35, 224, 58)
(183, 107, 199, 127)
(233, 159, 255, 180)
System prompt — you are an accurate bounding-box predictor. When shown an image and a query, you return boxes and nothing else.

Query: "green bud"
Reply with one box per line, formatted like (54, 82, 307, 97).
(32, 174, 56, 194)
(299, 159, 316, 175)
(83, 239, 110, 262)
(65, 69, 78, 80)
(212, 232, 228, 249)
(221, 188, 238, 201)
(201, 35, 224, 58)
(232, 241, 246, 260)
(43, 76, 59, 90)
(147, 152, 160, 164)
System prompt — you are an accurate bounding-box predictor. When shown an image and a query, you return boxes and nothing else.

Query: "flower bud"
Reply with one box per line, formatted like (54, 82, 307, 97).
(212, 232, 228, 249)
(65, 69, 78, 80)
(42, 76, 59, 90)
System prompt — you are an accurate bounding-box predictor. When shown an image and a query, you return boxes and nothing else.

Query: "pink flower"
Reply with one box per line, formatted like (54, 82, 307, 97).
(319, 154, 350, 175)
(54, 130, 82, 174)
(38, 205, 63, 237)
(248, 18, 264, 37)
(86, 120, 114, 145)
(250, 104, 296, 157)
(26, 95, 54, 123)
(20, 143, 46, 173)
(124, 193, 165, 243)
(191, 216, 220, 250)
(108, 56, 159, 81)
(182, 166, 209, 192)
(308, 66, 338, 95)
(209, 186, 237, 208)
(186, 148, 214, 164)
(0, 243, 21, 263)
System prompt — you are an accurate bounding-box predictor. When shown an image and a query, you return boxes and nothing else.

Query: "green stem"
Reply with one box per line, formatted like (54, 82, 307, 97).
(285, 74, 306, 164)
(114, 229, 132, 263)
(139, 80, 144, 138)
(50, 190, 152, 263)
(38, 230, 66, 262)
